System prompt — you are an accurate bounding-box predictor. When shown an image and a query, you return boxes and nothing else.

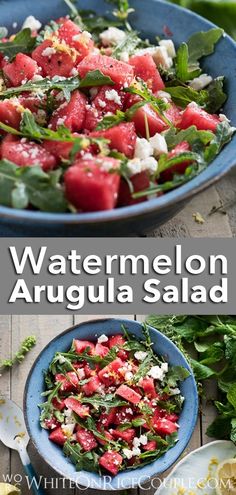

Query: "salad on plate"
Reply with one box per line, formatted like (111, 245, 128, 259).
(39, 326, 190, 476)
(0, 0, 234, 213)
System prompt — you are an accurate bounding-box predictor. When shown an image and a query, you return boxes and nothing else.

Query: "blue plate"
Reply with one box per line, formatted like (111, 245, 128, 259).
(24, 318, 198, 490)
(1, 0, 236, 236)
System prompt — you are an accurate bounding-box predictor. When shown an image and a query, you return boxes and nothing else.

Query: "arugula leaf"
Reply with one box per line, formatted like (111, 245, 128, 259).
(206, 416, 232, 439)
(204, 121, 235, 163)
(0, 29, 36, 60)
(96, 110, 126, 130)
(231, 418, 236, 443)
(81, 394, 128, 410)
(187, 28, 224, 65)
(63, 441, 100, 472)
(167, 366, 190, 387)
(125, 83, 171, 125)
(165, 85, 208, 108)
(164, 126, 214, 149)
(175, 43, 201, 82)
(79, 70, 114, 88)
(227, 384, 236, 410)
(0, 160, 67, 212)
(205, 77, 227, 113)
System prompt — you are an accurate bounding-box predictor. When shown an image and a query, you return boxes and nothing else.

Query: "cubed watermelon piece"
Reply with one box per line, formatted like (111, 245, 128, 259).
(113, 406, 134, 425)
(78, 54, 134, 87)
(3, 53, 39, 87)
(92, 85, 125, 113)
(180, 103, 220, 131)
(49, 90, 87, 132)
(154, 418, 178, 436)
(131, 102, 167, 136)
(55, 371, 79, 392)
(108, 334, 128, 360)
(91, 122, 137, 158)
(84, 363, 99, 378)
(129, 54, 165, 92)
(99, 408, 117, 428)
(76, 428, 98, 451)
(64, 398, 90, 418)
(32, 40, 75, 78)
(1, 136, 56, 171)
(81, 376, 102, 396)
(84, 105, 103, 131)
(96, 429, 113, 446)
(44, 417, 60, 430)
(139, 377, 157, 398)
(165, 413, 179, 423)
(143, 440, 157, 451)
(94, 343, 109, 358)
(49, 426, 67, 446)
(111, 427, 136, 443)
(99, 450, 123, 475)
(116, 384, 142, 405)
(64, 157, 121, 212)
(52, 397, 66, 411)
(73, 339, 95, 354)
(19, 94, 46, 115)
(0, 100, 22, 130)
(57, 20, 94, 63)
(160, 141, 192, 182)
(118, 170, 151, 207)
(98, 357, 125, 386)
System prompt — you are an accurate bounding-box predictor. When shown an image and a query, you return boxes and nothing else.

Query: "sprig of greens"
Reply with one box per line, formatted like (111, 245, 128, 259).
(0, 29, 36, 60)
(146, 315, 236, 444)
(0, 336, 36, 370)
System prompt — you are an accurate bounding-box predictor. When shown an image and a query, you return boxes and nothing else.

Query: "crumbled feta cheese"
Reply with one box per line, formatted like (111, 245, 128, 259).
(22, 15, 42, 32)
(139, 434, 148, 446)
(134, 351, 148, 361)
(77, 368, 85, 379)
(152, 46, 173, 69)
(12, 22, 18, 29)
(31, 74, 44, 82)
(159, 39, 176, 58)
(157, 90, 172, 101)
(101, 160, 115, 172)
(42, 47, 57, 57)
(105, 89, 122, 105)
(58, 355, 66, 364)
(99, 27, 126, 47)
(123, 448, 133, 459)
(133, 437, 141, 449)
(140, 156, 158, 174)
(127, 158, 142, 177)
(125, 371, 134, 381)
(148, 363, 168, 381)
(132, 447, 141, 456)
(120, 51, 129, 63)
(134, 137, 153, 160)
(125, 408, 133, 415)
(188, 101, 198, 108)
(98, 99, 106, 108)
(61, 423, 75, 437)
(21, 78, 28, 85)
(97, 334, 109, 344)
(57, 117, 66, 126)
(219, 113, 230, 123)
(169, 387, 181, 395)
(189, 74, 213, 91)
(149, 133, 168, 156)
(70, 67, 78, 76)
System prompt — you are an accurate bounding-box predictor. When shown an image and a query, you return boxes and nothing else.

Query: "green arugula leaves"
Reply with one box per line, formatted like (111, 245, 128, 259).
(0, 29, 36, 60)
(146, 315, 236, 445)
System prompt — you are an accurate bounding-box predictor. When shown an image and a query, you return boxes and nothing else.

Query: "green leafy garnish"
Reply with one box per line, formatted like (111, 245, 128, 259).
(0, 336, 36, 370)
(175, 42, 201, 82)
(0, 29, 36, 60)
(112, 30, 141, 59)
(187, 28, 224, 65)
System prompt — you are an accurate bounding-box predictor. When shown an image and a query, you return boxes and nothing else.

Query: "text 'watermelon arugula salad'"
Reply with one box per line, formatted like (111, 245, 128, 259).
(0, 0, 234, 213)
(39, 326, 190, 476)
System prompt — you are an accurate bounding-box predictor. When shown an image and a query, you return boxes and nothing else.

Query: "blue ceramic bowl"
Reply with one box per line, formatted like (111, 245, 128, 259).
(0, 0, 236, 236)
(24, 318, 198, 490)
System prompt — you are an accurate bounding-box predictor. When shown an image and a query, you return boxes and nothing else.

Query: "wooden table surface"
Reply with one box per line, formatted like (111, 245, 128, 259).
(148, 170, 236, 238)
(0, 315, 217, 495)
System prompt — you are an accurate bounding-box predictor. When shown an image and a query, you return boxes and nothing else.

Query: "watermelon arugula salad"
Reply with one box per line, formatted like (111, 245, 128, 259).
(39, 326, 190, 476)
(0, 0, 234, 213)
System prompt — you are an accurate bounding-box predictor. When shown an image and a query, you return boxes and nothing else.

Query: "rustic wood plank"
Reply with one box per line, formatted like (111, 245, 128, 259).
(215, 171, 236, 237)
(0, 316, 12, 484)
(10, 315, 74, 495)
(150, 185, 232, 238)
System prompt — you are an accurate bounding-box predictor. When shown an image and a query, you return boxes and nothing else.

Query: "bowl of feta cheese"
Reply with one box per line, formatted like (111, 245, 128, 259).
(24, 318, 198, 490)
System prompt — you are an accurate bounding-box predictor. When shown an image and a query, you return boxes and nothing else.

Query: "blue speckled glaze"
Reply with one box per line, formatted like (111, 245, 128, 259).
(24, 318, 198, 490)
(0, 0, 236, 236)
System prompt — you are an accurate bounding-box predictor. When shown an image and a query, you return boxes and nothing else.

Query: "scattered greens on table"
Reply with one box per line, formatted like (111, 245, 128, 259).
(146, 315, 236, 443)
(0, 335, 36, 371)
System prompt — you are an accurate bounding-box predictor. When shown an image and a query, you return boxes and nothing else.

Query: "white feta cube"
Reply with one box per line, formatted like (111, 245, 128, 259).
(134, 137, 153, 160)
(134, 351, 148, 361)
(99, 27, 126, 46)
(159, 39, 176, 59)
(140, 157, 158, 174)
(97, 334, 108, 344)
(189, 74, 213, 91)
(105, 89, 122, 105)
(123, 448, 133, 459)
(152, 46, 173, 69)
(22, 15, 42, 32)
(149, 133, 168, 156)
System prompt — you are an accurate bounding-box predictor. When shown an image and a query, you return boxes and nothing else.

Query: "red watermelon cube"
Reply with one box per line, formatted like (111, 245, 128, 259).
(99, 451, 123, 475)
(129, 53, 165, 92)
(3, 53, 39, 87)
(77, 54, 134, 87)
